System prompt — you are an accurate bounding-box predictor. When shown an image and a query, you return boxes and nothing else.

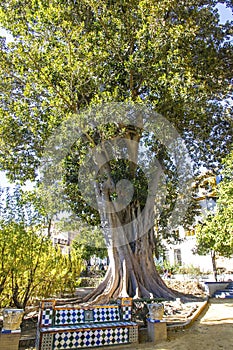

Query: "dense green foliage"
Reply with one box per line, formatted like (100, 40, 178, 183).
(0, 1, 232, 180)
(0, 187, 83, 308)
(72, 225, 107, 263)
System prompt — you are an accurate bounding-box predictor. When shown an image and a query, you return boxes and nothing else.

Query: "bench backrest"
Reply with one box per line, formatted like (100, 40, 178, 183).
(39, 298, 133, 328)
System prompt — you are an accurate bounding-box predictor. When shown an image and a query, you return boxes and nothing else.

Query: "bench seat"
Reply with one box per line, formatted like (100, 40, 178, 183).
(36, 298, 138, 349)
(40, 320, 137, 333)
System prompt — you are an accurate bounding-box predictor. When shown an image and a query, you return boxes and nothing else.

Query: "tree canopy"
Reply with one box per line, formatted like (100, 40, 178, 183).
(0, 0, 232, 180)
(195, 149, 233, 259)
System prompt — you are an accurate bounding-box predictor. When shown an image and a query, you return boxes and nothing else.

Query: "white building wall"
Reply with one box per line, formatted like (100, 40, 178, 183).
(165, 227, 213, 272)
(166, 236, 213, 272)
(165, 223, 233, 274)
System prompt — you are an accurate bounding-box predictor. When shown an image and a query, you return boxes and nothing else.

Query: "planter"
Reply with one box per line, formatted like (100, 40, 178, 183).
(147, 303, 164, 320)
(204, 282, 229, 297)
(2, 309, 24, 331)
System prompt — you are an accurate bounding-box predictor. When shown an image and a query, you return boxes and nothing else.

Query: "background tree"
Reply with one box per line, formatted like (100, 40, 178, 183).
(0, 1, 232, 301)
(72, 226, 108, 268)
(195, 149, 233, 281)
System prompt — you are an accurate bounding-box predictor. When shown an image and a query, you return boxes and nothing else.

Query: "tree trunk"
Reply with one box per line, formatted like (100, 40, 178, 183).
(211, 250, 218, 282)
(82, 130, 180, 304)
(84, 233, 178, 304)
(84, 200, 178, 304)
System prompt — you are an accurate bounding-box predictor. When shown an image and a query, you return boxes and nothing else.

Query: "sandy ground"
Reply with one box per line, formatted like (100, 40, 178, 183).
(134, 299, 233, 350)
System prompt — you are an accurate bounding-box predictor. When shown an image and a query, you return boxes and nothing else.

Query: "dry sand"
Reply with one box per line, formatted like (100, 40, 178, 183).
(134, 299, 233, 350)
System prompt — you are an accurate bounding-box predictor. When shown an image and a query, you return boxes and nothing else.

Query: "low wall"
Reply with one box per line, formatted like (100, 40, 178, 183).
(204, 282, 229, 296)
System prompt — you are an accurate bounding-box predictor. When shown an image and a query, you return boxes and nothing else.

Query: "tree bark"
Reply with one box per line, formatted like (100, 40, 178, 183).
(211, 250, 218, 282)
(83, 128, 179, 303)
(84, 235, 178, 304)
(84, 203, 178, 304)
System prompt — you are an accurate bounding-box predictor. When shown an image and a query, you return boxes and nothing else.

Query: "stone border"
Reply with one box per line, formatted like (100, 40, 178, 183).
(167, 299, 209, 331)
(202, 282, 230, 297)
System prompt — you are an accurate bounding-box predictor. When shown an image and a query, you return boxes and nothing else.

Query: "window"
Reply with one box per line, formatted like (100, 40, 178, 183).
(174, 249, 182, 265)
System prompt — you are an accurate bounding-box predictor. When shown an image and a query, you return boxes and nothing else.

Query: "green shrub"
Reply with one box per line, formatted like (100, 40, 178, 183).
(0, 222, 84, 308)
(178, 264, 202, 276)
(156, 260, 180, 275)
(78, 277, 103, 288)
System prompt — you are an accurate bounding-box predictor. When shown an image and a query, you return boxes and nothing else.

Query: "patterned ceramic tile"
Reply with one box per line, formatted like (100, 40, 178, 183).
(121, 306, 132, 320)
(41, 308, 53, 327)
(40, 321, 137, 333)
(53, 327, 129, 349)
(42, 300, 55, 309)
(54, 309, 85, 325)
(93, 307, 120, 322)
(40, 333, 54, 350)
(129, 326, 138, 343)
(84, 309, 94, 322)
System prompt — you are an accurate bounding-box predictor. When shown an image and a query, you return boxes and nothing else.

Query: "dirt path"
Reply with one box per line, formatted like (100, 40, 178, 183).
(134, 299, 233, 350)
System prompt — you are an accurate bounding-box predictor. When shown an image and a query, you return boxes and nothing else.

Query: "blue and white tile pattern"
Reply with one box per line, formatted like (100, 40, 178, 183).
(53, 327, 129, 349)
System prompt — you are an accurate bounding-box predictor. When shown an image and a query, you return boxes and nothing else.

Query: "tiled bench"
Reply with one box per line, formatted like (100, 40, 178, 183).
(36, 298, 138, 349)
